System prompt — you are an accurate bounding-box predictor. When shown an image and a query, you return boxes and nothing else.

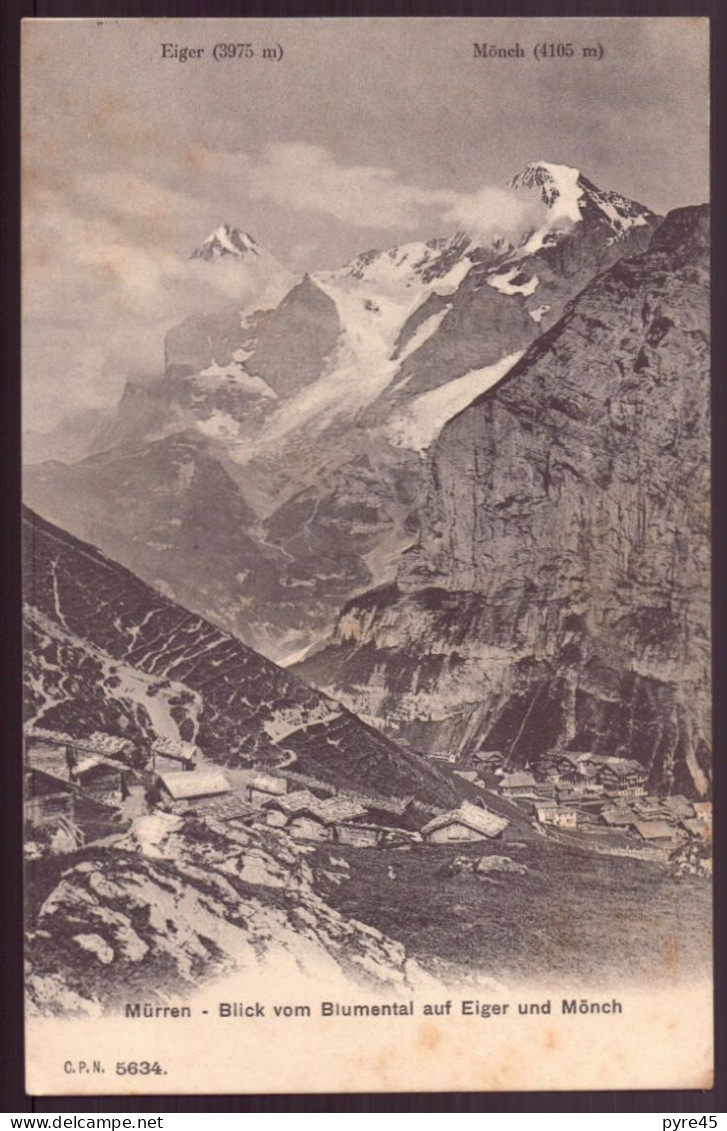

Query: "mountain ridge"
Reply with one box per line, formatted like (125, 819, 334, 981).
(23, 505, 460, 808)
(24, 164, 665, 663)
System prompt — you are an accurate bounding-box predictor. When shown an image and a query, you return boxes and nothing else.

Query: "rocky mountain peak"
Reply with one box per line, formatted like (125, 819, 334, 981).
(513, 161, 656, 236)
(648, 202, 709, 261)
(513, 161, 584, 217)
(191, 224, 262, 260)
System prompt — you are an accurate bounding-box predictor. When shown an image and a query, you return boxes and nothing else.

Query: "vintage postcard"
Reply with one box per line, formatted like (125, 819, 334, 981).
(21, 17, 711, 1094)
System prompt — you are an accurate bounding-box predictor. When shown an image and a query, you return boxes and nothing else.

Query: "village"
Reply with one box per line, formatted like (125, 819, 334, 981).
(444, 748, 712, 868)
(23, 726, 711, 874)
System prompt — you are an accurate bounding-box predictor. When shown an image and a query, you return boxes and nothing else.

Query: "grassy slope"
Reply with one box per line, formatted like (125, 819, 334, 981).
(311, 835, 711, 989)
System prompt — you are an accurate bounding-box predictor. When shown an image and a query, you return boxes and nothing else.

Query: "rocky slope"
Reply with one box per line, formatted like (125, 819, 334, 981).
(26, 811, 412, 1016)
(298, 206, 711, 798)
(24, 166, 660, 661)
(23, 506, 460, 807)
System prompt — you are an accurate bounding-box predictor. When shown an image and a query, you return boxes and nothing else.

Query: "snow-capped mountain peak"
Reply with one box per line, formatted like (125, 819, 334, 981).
(513, 162, 655, 238)
(512, 162, 583, 222)
(191, 224, 262, 260)
(329, 230, 474, 289)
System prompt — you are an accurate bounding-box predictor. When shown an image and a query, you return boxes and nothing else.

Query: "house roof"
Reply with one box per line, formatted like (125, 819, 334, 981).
(25, 742, 69, 775)
(633, 820, 678, 841)
(152, 736, 197, 761)
(316, 797, 370, 824)
(26, 767, 73, 794)
(266, 789, 323, 815)
(661, 795, 694, 817)
(421, 802, 509, 839)
(158, 771, 231, 801)
(596, 758, 646, 777)
(27, 728, 130, 756)
(85, 732, 131, 755)
(454, 770, 480, 783)
(267, 794, 371, 826)
(247, 773, 287, 795)
(536, 805, 575, 819)
(500, 772, 537, 788)
(342, 792, 411, 817)
(601, 808, 637, 825)
(545, 752, 582, 768)
(74, 753, 130, 776)
(196, 794, 257, 822)
(26, 726, 78, 748)
(25, 769, 120, 813)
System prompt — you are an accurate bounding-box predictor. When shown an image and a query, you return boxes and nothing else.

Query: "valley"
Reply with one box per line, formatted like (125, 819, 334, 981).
(22, 164, 712, 1013)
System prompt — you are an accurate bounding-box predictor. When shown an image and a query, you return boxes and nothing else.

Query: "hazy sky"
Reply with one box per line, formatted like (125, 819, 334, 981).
(22, 17, 709, 430)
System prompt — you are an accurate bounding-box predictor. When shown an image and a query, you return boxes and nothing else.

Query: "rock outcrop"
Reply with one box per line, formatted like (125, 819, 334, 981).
(299, 206, 711, 797)
(26, 812, 412, 1016)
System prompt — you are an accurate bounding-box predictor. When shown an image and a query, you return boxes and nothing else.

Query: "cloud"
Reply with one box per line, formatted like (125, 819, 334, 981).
(22, 143, 550, 429)
(441, 186, 548, 243)
(241, 142, 439, 229)
(75, 171, 195, 218)
(22, 183, 290, 429)
(215, 142, 547, 242)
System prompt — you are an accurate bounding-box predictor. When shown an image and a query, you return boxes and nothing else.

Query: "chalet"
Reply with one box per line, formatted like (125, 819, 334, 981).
(24, 769, 127, 847)
(71, 756, 126, 804)
(573, 808, 599, 826)
(500, 772, 538, 799)
(339, 792, 414, 830)
(421, 802, 509, 844)
(317, 797, 369, 827)
(25, 733, 74, 778)
(270, 793, 398, 846)
(535, 805, 578, 829)
(335, 823, 381, 848)
(660, 795, 694, 820)
(25, 769, 75, 827)
(632, 796, 668, 819)
(600, 807, 638, 827)
(77, 731, 134, 758)
(472, 751, 504, 769)
(195, 794, 259, 828)
(286, 808, 330, 843)
(150, 736, 197, 773)
(379, 826, 422, 847)
(429, 751, 458, 764)
(264, 790, 323, 828)
(594, 758, 647, 797)
(454, 770, 481, 785)
(539, 752, 585, 783)
(632, 820, 680, 845)
(532, 782, 557, 800)
(246, 773, 287, 807)
(556, 784, 604, 805)
(156, 771, 231, 805)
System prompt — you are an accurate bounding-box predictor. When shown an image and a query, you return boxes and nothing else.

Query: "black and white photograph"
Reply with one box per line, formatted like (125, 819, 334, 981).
(20, 17, 712, 1094)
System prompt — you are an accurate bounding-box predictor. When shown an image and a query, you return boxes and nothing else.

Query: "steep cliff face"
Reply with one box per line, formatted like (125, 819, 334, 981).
(299, 206, 711, 797)
(23, 507, 460, 807)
